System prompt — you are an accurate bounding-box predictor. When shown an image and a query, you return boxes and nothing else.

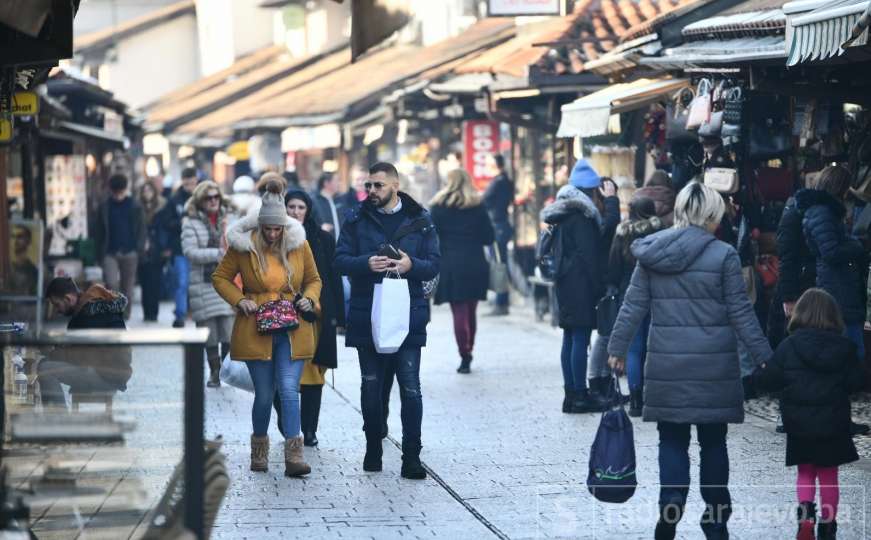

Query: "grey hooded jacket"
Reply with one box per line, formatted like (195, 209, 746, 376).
(607, 225, 772, 424)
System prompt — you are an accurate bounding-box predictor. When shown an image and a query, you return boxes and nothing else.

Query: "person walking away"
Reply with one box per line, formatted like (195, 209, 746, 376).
(165, 167, 199, 327)
(182, 181, 237, 388)
(430, 169, 495, 373)
(334, 162, 440, 479)
(755, 288, 864, 540)
(274, 190, 345, 447)
(632, 169, 676, 226)
(606, 196, 664, 416)
(41, 277, 132, 410)
(312, 172, 342, 240)
(230, 175, 259, 218)
(94, 173, 145, 320)
(608, 182, 772, 540)
(213, 179, 322, 477)
(137, 182, 167, 322)
(483, 154, 513, 316)
(541, 159, 619, 414)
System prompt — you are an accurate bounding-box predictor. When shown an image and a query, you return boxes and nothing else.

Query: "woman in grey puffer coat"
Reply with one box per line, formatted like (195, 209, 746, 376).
(182, 181, 237, 387)
(607, 182, 771, 540)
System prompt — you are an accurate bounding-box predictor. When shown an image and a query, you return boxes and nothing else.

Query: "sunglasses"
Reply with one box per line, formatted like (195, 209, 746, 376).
(364, 181, 386, 191)
(204, 194, 221, 201)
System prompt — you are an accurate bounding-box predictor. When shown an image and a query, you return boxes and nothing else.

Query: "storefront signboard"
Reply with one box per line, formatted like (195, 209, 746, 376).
(12, 91, 38, 116)
(463, 120, 500, 191)
(488, 0, 562, 16)
(0, 117, 12, 142)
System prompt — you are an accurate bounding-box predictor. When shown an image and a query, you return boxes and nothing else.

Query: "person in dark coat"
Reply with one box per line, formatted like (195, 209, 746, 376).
(631, 169, 675, 226)
(754, 288, 864, 540)
(272, 190, 346, 447)
(800, 165, 868, 359)
(430, 168, 495, 374)
(483, 154, 513, 315)
(605, 196, 664, 416)
(137, 181, 167, 322)
(540, 159, 620, 414)
(41, 277, 132, 410)
(334, 162, 440, 480)
(311, 172, 342, 240)
(608, 182, 772, 540)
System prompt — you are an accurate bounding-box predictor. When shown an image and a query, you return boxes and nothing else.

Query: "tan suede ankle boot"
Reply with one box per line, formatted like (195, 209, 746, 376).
(284, 436, 311, 477)
(250, 435, 268, 472)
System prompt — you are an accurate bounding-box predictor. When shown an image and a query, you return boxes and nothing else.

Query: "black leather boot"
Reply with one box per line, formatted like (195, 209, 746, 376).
(655, 501, 684, 540)
(562, 388, 575, 413)
(700, 503, 731, 540)
(570, 389, 607, 413)
(629, 389, 643, 417)
(400, 440, 426, 480)
(301, 385, 322, 447)
(363, 433, 383, 472)
(457, 353, 472, 374)
(796, 502, 816, 540)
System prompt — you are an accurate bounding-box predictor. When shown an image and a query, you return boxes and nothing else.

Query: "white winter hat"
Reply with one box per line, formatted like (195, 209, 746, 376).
(233, 175, 255, 194)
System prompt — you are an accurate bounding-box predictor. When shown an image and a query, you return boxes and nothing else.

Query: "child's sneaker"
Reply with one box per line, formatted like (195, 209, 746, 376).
(797, 502, 817, 540)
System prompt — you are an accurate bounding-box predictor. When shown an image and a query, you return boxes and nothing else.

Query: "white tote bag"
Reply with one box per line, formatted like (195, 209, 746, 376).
(371, 274, 411, 354)
(219, 353, 254, 393)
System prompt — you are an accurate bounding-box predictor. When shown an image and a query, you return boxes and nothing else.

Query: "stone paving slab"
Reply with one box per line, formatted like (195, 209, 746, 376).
(189, 301, 871, 539)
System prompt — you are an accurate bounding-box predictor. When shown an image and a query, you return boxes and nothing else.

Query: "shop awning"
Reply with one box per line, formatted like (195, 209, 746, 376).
(52, 121, 129, 147)
(557, 78, 689, 138)
(642, 35, 786, 68)
(785, 0, 870, 66)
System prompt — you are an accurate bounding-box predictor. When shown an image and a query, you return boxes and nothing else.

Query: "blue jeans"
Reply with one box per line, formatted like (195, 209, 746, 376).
(173, 255, 189, 320)
(358, 347, 422, 449)
(658, 422, 731, 529)
(627, 315, 650, 391)
(245, 334, 304, 438)
(561, 327, 592, 393)
(845, 322, 866, 362)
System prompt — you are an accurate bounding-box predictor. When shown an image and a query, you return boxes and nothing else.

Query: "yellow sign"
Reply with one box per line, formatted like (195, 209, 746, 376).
(227, 141, 250, 161)
(12, 92, 39, 116)
(0, 118, 12, 142)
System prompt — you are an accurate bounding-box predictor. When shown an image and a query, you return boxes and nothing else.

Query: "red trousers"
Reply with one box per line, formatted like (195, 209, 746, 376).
(450, 301, 478, 356)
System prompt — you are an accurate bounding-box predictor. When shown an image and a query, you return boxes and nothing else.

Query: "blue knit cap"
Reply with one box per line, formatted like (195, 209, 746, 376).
(569, 159, 601, 189)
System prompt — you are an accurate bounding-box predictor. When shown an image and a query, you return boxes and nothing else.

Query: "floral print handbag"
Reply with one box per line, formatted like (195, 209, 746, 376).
(255, 299, 300, 334)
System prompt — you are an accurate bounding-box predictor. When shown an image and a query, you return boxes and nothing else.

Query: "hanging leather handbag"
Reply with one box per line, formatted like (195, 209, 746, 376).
(698, 110, 724, 138)
(488, 243, 510, 294)
(596, 289, 621, 337)
(666, 88, 696, 143)
(755, 255, 780, 289)
(686, 78, 713, 130)
(721, 87, 744, 140)
(255, 298, 300, 335)
(704, 167, 740, 194)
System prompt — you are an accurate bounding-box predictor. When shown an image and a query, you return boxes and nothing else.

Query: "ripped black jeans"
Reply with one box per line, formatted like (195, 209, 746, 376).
(358, 347, 422, 449)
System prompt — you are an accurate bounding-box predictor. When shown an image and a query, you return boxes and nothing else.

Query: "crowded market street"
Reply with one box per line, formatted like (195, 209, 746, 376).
(183, 302, 871, 540)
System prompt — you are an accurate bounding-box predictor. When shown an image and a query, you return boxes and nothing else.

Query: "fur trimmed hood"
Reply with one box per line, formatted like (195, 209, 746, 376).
(540, 185, 603, 230)
(225, 212, 307, 253)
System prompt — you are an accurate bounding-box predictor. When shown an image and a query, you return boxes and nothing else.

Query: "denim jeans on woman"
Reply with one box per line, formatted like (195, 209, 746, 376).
(245, 334, 304, 438)
(358, 347, 422, 449)
(561, 327, 592, 392)
(658, 422, 731, 533)
(627, 315, 650, 391)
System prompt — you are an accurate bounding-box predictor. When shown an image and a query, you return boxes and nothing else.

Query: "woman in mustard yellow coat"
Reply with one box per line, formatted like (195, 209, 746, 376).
(213, 180, 321, 477)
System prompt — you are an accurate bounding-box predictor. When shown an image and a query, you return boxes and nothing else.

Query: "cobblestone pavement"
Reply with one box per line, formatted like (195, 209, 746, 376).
(192, 302, 871, 540)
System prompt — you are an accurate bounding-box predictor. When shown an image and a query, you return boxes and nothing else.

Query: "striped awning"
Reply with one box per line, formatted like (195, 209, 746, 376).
(785, 0, 871, 66)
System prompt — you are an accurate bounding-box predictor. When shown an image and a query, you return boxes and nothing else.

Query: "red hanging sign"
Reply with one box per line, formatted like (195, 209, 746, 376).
(463, 120, 500, 191)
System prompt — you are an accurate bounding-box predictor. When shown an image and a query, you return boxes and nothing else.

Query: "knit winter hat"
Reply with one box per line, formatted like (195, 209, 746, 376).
(257, 178, 289, 226)
(569, 159, 601, 189)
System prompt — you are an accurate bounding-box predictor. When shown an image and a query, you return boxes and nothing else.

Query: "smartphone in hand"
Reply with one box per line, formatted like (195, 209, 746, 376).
(377, 244, 402, 260)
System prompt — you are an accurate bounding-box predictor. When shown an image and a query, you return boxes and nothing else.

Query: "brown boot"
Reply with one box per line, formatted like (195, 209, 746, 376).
(250, 435, 268, 472)
(284, 436, 311, 477)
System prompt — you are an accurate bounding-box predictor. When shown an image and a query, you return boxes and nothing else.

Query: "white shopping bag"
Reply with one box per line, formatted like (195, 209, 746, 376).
(219, 353, 254, 393)
(371, 275, 410, 354)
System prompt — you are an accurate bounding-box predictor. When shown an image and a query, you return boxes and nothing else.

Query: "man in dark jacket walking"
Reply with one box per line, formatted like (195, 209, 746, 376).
(163, 167, 199, 327)
(335, 162, 440, 480)
(311, 172, 341, 240)
(483, 154, 513, 315)
(41, 277, 132, 410)
(93, 173, 146, 320)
